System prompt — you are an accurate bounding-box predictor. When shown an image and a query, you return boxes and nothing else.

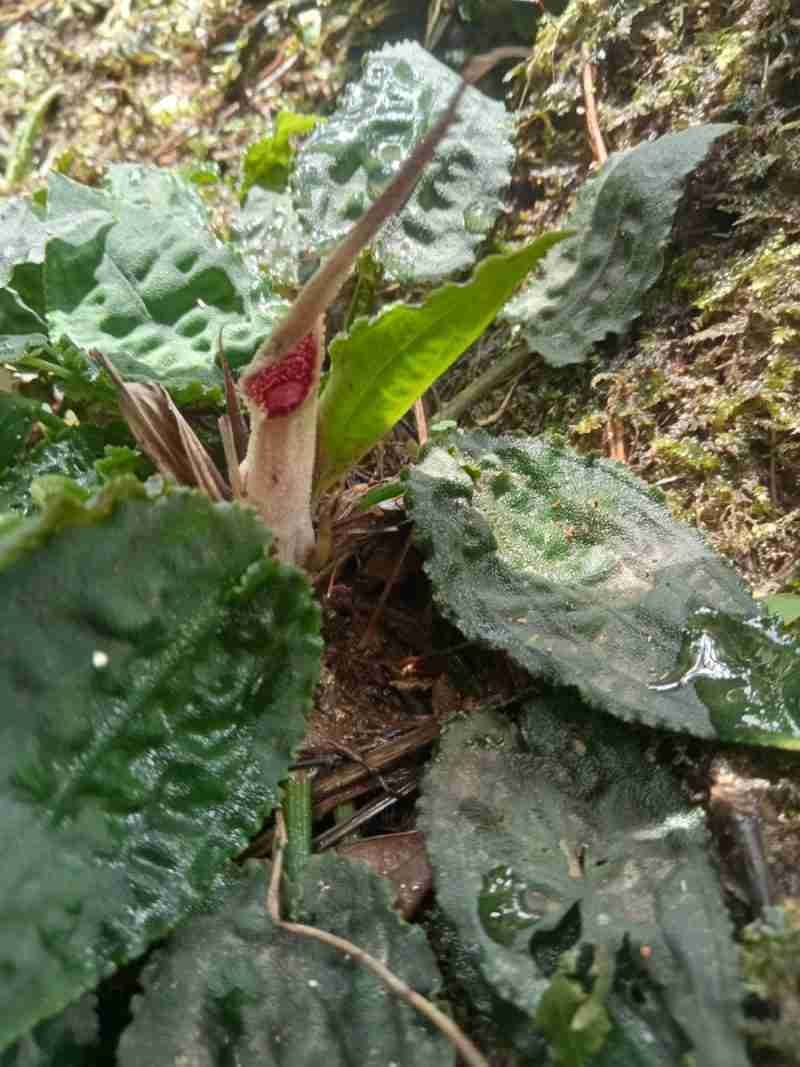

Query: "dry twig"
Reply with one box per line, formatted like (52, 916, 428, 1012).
(268, 810, 489, 1067)
(581, 46, 608, 165)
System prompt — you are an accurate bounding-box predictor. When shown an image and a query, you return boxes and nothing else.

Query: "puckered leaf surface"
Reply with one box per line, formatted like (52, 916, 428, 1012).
(502, 125, 735, 366)
(118, 855, 452, 1067)
(0, 198, 49, 358)
(44, 168, 286, 388)
(291, 41, 514, 283)
(0, 480, 320, 1049)
(406, 431, 799, 742)
(0, 995, 98, 1067)
(232, 185, 306, 289)
(418, 698, 748, 1066)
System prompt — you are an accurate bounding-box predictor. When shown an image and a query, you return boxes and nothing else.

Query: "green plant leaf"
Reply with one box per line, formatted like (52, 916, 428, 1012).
(0, 995, 98, 1067)
(536, 967, 612, 1067)
(315, 234, 566, 491)
(654, 607, 800, 748)
(0, 198, 50, 359)
(405, 430, 800, 743)
(240, 111, 319, 201)
(118, 855, 452, 1067)
(292, 41, 515, 283)
(101, 163, 213, 227)
(0, 198, 48, 288)
(0, 408, 144, 516)
(0, 480, 321, 1049)
(0, 392, 39, 471)
(418, 696, 749, 1066)
(502, 125, 736, 366)
(43, 169, 287, 389)
(765, 593, 800, 627)
(740, 900, 800, 1062)
(232, 185, 306, 289)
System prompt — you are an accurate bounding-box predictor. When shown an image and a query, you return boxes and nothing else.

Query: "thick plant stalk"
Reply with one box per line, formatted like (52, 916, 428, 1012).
(238, 47, 526, 564)
(240, 319, 324, 564)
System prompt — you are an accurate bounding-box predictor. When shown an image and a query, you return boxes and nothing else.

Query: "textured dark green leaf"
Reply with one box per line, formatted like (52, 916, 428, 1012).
(118, 855, 452, 1067)
(0, 393, 38, 471)
(0, 412, 144, 516)
(407, 430, 769, 740)
(502, 126, 736, 366)
(652, 608, 800, 749)
(0, 481, 321, 1049)
(0, 995, 98, 1067)
(419, 697, 748, 1066)
(292, 41, 514, 283)
(44, 170, 286, 388)
(316, 234, 567, 492)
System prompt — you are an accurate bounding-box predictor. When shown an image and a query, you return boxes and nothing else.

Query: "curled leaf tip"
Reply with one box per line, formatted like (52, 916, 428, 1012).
(243, 332, 317, 416)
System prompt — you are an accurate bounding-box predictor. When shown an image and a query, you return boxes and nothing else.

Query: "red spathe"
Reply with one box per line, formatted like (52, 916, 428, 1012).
(244, 332, 317, 416)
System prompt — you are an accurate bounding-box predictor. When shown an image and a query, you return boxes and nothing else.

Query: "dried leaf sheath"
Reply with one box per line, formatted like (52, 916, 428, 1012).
(90, 349, 229, 500)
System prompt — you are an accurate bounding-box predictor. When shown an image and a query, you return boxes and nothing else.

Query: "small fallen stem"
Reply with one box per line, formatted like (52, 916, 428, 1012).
(313, 774, 417, 851)
(359, 529, 414, 648)
(434, 337, 530, 424)
(414, 397, 429, 446)
(581, 47, 608, 165)
(475, 370, 526, 427)
(268, 810, 489, 1067)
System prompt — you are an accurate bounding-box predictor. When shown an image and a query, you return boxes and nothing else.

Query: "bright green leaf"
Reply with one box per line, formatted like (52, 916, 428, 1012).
(240, 111, 319, 201)
(357, 480, 406, 511)
(118, 855, 452, 1067)
(765, 593, 800, 627)
(536, 967, 612, 1067)
(0, 481, 321, 1049)
(316, 234, 567, 492)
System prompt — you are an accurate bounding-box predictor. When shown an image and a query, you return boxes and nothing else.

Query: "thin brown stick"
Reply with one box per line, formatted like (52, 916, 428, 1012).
(268, 810, 490, 1067)
(475, 370, 526, 427)
(358, 529, 414, 649)
(313, 773, 417, 851)
(581, 46, 608, 165)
